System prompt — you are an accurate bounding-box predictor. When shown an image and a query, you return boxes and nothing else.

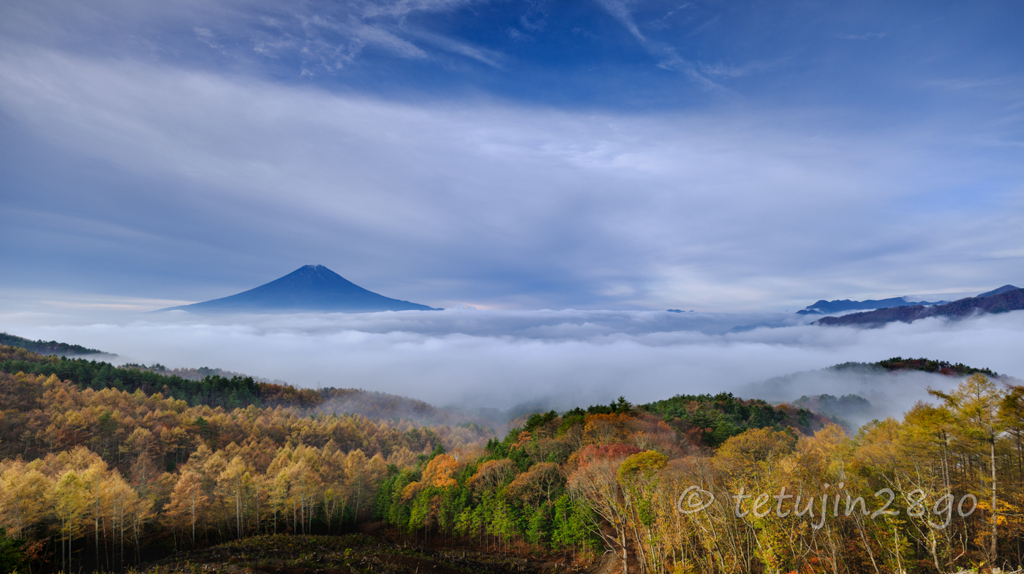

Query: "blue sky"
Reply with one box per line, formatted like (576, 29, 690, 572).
(1, 0, 1023, 312)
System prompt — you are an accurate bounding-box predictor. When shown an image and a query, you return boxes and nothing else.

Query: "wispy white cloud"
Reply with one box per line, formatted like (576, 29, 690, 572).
(1, 48, 1021, 309)
(518, 0, 547, 33)
(349, 21, 429, 59)
(699, 58, 791, 79)
(837, 32, 886, 40)
(593, 0, 716, 87)
(410, 30, 504, 67)
(285, 13, 430, 70)
(593, 0, 644, 42)
(925, 76, 1016, 91)
(645, 2, 692, 31)
(0, 0, 497, 74)
(194, 27, 224, 49)
(284, 0, 496, 68)
(359, 0, 484, 19)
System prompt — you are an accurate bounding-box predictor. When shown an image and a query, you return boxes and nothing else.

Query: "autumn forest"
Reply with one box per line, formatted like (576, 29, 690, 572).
(1, 341, 1023, 574)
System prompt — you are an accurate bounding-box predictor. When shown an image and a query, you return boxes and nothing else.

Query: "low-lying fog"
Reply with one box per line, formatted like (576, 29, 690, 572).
(3, 308, 1023, 425)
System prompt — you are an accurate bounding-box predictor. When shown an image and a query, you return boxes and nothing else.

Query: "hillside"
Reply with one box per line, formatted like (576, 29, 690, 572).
(163, 264, 438, 313)
(790, 358, 1000, 425)
(0, 332, 105, 356)
(0, 346, 493, 459)
(834, 356, 1000, 377)
(815, 287, 1024, 326)
(375, 370, 1024, 574)
(639, 392, 831, 447)
(0, 345, 493, 430)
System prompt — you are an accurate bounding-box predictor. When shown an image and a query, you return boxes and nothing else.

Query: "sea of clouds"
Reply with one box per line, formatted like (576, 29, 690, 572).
(3, 309, 1023, 423)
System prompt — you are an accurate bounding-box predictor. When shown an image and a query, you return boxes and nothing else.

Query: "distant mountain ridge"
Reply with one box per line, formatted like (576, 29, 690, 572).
(798, 284, 1019, 315)
(797, 296, 945, 315)
(978, 284, 1021, 297)
(162, 265, 439, 313)
(816, 287, 1024, 327)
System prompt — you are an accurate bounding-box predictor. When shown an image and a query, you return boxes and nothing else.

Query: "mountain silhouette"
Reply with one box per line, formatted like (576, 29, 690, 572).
(816, 287, 1024, 327)
(796, 296, 944, 315)
(163, 265, 439, 313)
(978, 284, 1020, 298)
(797, 284, 1020, 315)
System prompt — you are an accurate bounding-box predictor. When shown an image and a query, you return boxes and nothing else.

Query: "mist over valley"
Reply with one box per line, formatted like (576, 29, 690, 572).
(5, 303, 1022, 419)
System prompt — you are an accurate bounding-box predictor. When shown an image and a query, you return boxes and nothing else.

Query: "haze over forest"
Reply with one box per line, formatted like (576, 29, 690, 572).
(3, 306, 1022, 414)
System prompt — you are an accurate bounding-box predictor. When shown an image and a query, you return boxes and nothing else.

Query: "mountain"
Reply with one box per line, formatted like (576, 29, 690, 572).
(162, 265, 439, 313)
(797, 284, 1019, 315)
(796, 295, 945, 315)
(816, 288, 1024, 327)
(978, 284, 1020, 297)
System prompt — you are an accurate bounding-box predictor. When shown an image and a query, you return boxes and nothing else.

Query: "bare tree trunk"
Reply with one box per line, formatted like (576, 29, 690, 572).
(95, 496, 100, 572)
(991, 438, 998, 562)
(234, 473, 242, 539)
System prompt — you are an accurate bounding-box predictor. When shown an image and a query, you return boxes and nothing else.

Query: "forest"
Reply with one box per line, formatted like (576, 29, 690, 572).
(0, 333, 103, 357)
(1, 342, 1023, 574)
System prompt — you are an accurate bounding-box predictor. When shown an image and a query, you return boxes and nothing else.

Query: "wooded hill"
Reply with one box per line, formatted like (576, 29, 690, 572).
(0, 343, 493, 574)
(832, 357, 1000, 378)
(0, 332, 104, 356)
(791, 358, 1002, 427)
(0, 346, 491, 428)
(377, 374, 1024, 574)
(640, 392, 827, 448)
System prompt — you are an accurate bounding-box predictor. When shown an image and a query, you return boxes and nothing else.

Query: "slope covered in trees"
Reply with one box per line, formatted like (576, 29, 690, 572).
(793, 393, 873, 425)
(0, 345, 493, 573)
(640, 392, 827, 446)
(830, 357, 1000, 377)
(0, 332, 104, 356)
(0, 345, 266, 410)
(0, 346, 491, 428)
(377, 374, 1024, 573)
